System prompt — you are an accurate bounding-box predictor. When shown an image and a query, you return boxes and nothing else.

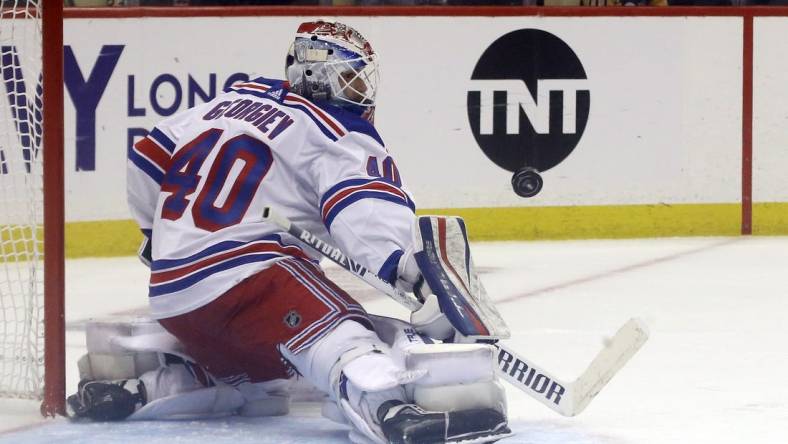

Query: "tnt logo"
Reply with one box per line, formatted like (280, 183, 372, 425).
(472, 79, 589, 136)
(467, 29, 590, 177)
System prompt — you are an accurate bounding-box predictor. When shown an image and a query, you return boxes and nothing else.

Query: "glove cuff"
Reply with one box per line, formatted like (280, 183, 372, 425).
(396, 245, 420, 287)
(410, 294, 455, 341)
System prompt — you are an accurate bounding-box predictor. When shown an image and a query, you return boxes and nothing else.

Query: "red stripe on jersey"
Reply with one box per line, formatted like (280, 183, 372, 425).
(286, 312, 370, 354)
(321, 181, 407, 221)
(134, 137, 171, 171)
(151, 242, 307, 285)
(284, 94, 346, 137)
(233, 82, 271, 92)
(279, 261, 368, 352)
(286, 260, 351, 310)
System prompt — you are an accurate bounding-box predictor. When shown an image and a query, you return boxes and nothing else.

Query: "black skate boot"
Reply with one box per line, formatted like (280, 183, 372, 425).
(67, 379, 147, 421)
(377, 400, 512, 444)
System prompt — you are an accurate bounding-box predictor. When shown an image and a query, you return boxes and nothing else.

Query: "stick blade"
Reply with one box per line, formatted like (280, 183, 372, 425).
(569, 318, 650, 416)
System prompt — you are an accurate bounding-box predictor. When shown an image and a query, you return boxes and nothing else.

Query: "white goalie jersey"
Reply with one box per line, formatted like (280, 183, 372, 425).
(128, 77, 416, 319)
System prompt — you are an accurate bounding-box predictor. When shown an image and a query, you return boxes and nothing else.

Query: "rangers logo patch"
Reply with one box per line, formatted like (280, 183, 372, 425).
(284, 310, 302, 328)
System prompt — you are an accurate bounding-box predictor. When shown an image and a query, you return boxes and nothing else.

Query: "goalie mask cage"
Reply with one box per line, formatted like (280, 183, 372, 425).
(0, 0, 65, 416)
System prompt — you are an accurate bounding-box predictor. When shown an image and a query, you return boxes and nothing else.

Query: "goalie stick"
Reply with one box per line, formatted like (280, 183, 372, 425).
(262, 207, 649, 417)
(262, 208, 421, 312)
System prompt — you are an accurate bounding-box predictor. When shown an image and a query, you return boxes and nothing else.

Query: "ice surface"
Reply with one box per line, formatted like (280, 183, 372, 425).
(0, 403, 609, 444)
(1, 237, 787, 443)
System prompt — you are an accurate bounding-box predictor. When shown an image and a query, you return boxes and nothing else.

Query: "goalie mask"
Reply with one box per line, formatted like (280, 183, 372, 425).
(285, 21, 379, 123)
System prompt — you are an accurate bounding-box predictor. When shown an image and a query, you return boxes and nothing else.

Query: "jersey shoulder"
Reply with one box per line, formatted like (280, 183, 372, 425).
(231, 76, 384, 147)
(307, 99, 384, 147)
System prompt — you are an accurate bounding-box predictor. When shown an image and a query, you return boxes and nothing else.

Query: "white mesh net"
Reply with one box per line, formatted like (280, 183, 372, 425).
(0, 1, 45, 399)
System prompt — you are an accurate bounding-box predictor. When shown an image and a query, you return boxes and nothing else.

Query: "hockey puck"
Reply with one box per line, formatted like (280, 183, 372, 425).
(511, 167, 543, 198)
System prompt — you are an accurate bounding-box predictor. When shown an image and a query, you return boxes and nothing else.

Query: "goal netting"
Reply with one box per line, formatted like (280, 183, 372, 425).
(0, 0, 63, 415)
(0, 0, 45, 401)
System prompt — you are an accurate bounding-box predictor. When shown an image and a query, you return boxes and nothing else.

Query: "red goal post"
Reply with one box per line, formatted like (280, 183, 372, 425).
(42, 0, 66, 417)
(0, 0, 64, 417)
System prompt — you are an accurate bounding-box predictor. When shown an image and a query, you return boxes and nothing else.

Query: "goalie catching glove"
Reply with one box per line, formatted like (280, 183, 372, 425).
(395, 216, 510, 341)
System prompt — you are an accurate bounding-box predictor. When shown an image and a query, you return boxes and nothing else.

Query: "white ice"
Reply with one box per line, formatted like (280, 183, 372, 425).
(1, 237, 787, 443)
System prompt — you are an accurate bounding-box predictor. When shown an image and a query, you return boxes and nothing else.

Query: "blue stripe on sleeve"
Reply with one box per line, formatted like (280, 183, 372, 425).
(324, 190, 415, 231)
(129, 149, 164, 185)
(320, 178, 377, 209)
(149, 127, 176, 153)
(320, 178, 412, 211)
